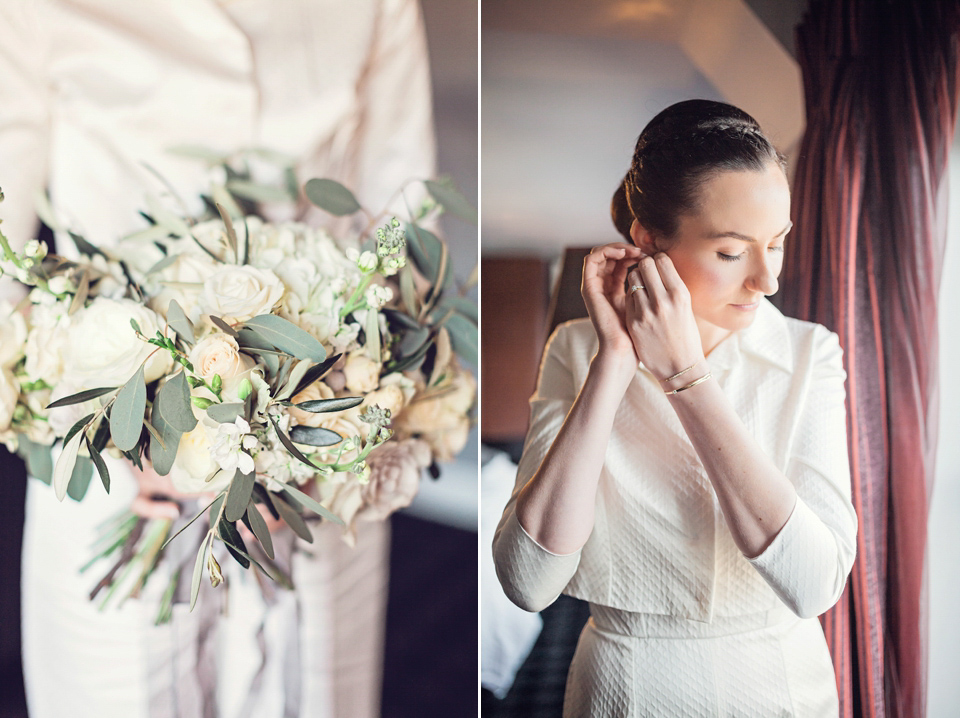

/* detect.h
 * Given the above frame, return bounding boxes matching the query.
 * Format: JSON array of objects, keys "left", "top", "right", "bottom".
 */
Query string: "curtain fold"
[{"left": 777, "top": 1, "right": 960, "bottom": 716}]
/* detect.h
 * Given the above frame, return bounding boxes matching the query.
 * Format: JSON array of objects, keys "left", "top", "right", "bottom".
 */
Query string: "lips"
[{"left": 730, "top": 302, "right": 760, "bottom": 310}]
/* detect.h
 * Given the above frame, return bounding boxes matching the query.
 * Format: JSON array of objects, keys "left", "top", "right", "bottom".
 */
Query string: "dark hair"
[{"left": 614, "top": 99, "right": 786, "bottom": 241}]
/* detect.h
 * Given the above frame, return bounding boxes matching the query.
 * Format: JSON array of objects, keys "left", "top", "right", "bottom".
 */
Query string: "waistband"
[{"left": 589, "top": 602, "right": 801, "bottom": 639}]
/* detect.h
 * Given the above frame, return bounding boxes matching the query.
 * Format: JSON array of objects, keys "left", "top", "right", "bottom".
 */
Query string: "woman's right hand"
[{"left": 581, "top": 242, "right": 645, "bottom": 384}]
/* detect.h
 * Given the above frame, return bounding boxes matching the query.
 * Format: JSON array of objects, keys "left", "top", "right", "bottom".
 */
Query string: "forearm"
[
  {"left": 515, "top": 351, "right": 629, "bottom": 554},
  {"left": 667, "top": 369, "right": 797, "bottom": 558}
]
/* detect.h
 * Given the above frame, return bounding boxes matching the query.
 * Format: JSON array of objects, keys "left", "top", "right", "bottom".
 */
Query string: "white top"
[
  {"left": 493, "top": 299, "right": 858, "bottom": 622},
  {"left": 0, "top": 0, "right": 434, "bottom": 291}
]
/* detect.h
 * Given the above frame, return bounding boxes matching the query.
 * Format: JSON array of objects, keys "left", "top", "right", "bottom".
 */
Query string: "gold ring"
[{"left": 628, "top": 284, "right": 645, "bottom": 295}]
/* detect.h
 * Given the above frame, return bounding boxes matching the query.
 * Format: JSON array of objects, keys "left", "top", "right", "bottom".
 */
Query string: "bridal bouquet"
[{"left": 0, "top": 163, "right": 476, "bottom": 617}]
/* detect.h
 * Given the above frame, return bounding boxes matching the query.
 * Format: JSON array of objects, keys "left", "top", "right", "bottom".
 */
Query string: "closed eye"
[{"left": 718, "top": 252, "right": 743, "bottom": 262}]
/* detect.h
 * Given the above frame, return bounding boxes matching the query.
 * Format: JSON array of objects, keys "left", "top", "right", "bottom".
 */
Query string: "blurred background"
[
  {"left": 480, "top": 1, "right": 960, "bottom": 716},
  {"left": 0, "top": 1, "right": 477, "bottom": 717}
]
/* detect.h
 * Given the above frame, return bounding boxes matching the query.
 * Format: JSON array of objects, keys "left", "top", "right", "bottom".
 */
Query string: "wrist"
[{"left": 662, "top": 362, "right": 713, "bottom": 395}]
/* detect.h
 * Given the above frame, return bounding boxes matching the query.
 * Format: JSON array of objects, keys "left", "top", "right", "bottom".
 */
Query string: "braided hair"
[{"left": 612, "top": 100, "right": 786, "bottom": 242}]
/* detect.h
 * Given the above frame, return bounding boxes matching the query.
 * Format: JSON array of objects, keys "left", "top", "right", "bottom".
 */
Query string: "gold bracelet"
[
  {"left": 660, "top": 359, "right": 700, "bottom": 383},
  {"left": 664, "top": 371, "right": 712, "bottom": 395}
]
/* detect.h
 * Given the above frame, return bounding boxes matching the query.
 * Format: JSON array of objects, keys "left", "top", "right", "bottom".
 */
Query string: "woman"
[{"left": 493, "top": 99, "right": 858, "bottom": 716}]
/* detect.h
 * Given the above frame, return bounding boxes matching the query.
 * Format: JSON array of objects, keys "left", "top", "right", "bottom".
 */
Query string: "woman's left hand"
[{"left": 624, "top": 253, "right": 704, "bottom": 380}]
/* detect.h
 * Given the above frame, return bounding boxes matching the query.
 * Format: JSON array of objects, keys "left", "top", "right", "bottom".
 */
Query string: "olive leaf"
[
  {"left": 424, "top": 179, "right": 477, "bottom": 225},
  {"left": 304, "top": 178, "right": 362, "bottom": 216},
  {"left": 110, "top": 366, "right": 147, "bottom": 452},
  {"left": 166, "top": 299, "right": 195, "bottom": 344},
  {"left": 225, "top": 469, "right": 255, "bottom": 523},
  {"left": 242, "top": 315, "right": 326, "bottom": 362},
  {"left": 54, "top": 429, "right": 85, "bottom": 501},
  {"left": 242, "top": 502, "right": 275, "bottom": 560},
  {"left": 47, "top": 386, "right": 116, "bottom": 409},
  {"left": 291, "top": 397, "right": 363, "bottom": 413},
  {"left": 279, "top": 482, "right": 345, "bottom": 526}
]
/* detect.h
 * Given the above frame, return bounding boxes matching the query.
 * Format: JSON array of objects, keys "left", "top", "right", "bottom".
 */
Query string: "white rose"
[
  {"left": 199, "top": 265, "right": 285, "bottom": 323},
  {"left": 0, "top": 369, "right": 19, "bottom": 432},
  {"left": 149, "top": 252, "right": 219, "bottom": 322},
  {"left": 188, "top": 333, "right": 252, "bottom": 380},
  {"left": 168, "top": 419, "right": 231, "bottom": 493},
  {"left": 63, "top": 298, "right": 173, "bottom": 388},
  {"left": 0, "top": 303, "right": 26, "bottom": 369},
  {"left": 343, "top": 352, "right": 380, "bottom": 393},
  {"left": 23, "top": 301, "right": 70, "bottom": 384},
  {"left": 394, "top": 369, "right": 475, "bottom": 460},
  {"left": 358, "top": 438, "right": 430, "bottom": 521}
]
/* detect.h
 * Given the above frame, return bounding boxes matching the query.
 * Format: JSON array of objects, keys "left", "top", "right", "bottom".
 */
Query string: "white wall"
[{"left": 927, "top": 118, "right": 960, "bottom": 717}]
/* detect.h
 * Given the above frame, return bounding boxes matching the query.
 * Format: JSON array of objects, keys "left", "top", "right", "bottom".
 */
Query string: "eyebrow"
[{"left": 707, "top": 221, "right": 793, "bottom": 243}]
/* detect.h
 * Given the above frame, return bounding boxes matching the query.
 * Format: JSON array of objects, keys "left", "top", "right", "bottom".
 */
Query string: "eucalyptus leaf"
[
  {"left": 86, "top": 438, "right": 110, "bottom": 493},
  {"left": 226, "top": 180, "right": 291, "bottom": 203},
  {"left": 270, "top": 417, "right": 319, "bottom": 471},
  {"left": 215, "top": 203, "right": 239, "bottom": 261},
  {"left": 275, "top": 359, "right": 312, "bottom": 402},
  {"left": 121, "top": 224, "right": 174, "bottom": 244},
  {"left": 242, "top": 315, "right": 326, "bottom": 362},
  {"left": 443, "top": 312, "right": 478, "bottom": 366},
  {"left": 279, "top": 482, "right": 345, "bottom": 526},
  {"left": 225, "top": 469, "right": 255, "bottom": 523},
  {"left": 66, "top": 455, "right": 94, "bottom": 502},
  {"left": 217, "top": 518, "right": 250, "bottom": 569},
  {"left": 142, "top": 419, "right": 167, "bottom": 449},
  {"left": 68, "top": 270, "right": 90, "bottom": 316},
  {"left": 289, "top": 425, "right": 343, "bottom": 447},
  {"left": 63, "top": 413, "right": 95, "bottom": 448},
  {"left": 147, "top": 253, "right": 180, "bottom": 275},
  {"left": 158, "top": 371, "right": 198, "bottom": 433},
  {"left": 47, "top": 386, "right": 116, "bottom": 409},
  {"left": 291, "top": 353, "right": 341, "bottom": 397},
  {"left": 211, "top": 184, "right": 244, "bottom": 223},
  {"left": 54, "top": 430, "right": 84, "bottom": 501},
  {"left": 441, "top": 295, "right": 478, "bottom": 325},
  {"left": 190, "top": 537, "right": 208, "bottom": 611},
  {"left": 206, "top": 402, "right": 244, "bottom": 424},
  {"left": 19, "top": 437, "right": 53, "bottom": 484},
  {"left": 404, "top": 223, "right": 439, "bottom": 278},
  {"left": 149, "top": 388, "right": 183, "bottom": 477},
  {"left": 110, "top": 367, "right": 146, "bottom": 452},
  {"left": 304, "top": 178, "right": 362, "bottom": 216},
  {"left": 166, "top": 299, "right": 195, "bottom": 344},
  {"left": 247, "top": 147, "right": 297, "bottom": 166},
  {"left": 209, "top": 315, "right": 238, "bottom": 338},
  {"left": 70, "top": 231, "right": 105, "bottom": 258},
  {"left": 424, "top": 179, "right": 477, "bottom": 225},
  {"left": 292, "top": 397, "right": 363, "bottom": 414},
  {"left": 242, "top": 502, "right": 275, "bottom": 559},
  {"left": 399, "top": 264, "right": 419, "bottom": 316},
  {"left": 268, "top": 492, "right": 313, "bottom": 541}
]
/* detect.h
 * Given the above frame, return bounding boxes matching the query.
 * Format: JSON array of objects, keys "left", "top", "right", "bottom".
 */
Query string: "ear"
[{"left": 629, "top": 219, "right": 657, "bottom": 256}]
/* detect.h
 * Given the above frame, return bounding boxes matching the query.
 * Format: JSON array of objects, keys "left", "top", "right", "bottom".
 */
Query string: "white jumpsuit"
[{"left": 493, "top": 303, "right": 858, "bottom": 717}]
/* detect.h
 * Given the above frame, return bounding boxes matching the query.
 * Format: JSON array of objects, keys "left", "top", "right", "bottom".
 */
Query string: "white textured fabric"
[
  {"left": 492, "top": 299, "right": 858, "bottom": 716},
  {"left": 1, "top": 1, "right": 435, "bottom": 716}
]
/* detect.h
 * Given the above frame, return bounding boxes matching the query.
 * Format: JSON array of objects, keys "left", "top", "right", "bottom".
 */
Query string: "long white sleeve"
[
  {"left": 748, "top": 327, "right": 858, "bottom": 618},
  {"left": 492, "top": 325, "right": 583, "bottom": 613},
  {"left": 0, "top": 0, "right": 51, "bottom": 304}
]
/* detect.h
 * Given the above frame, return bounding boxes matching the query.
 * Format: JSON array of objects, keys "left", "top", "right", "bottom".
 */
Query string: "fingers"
[
  {"left": 131, "top": 494, "right": 180, "bottom": 520},
  {"left": 652, "top": 252, "right": 687, "bottom": 296}
]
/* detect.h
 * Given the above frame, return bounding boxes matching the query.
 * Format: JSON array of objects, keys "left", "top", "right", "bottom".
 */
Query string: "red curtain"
[{"left": 777, "top": 1, "right": 960, "bottom": 716}]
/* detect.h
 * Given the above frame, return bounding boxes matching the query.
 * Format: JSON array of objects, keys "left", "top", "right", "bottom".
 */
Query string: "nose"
[{"left": 746, "top": 255, "right": 779, "bottom": 296}]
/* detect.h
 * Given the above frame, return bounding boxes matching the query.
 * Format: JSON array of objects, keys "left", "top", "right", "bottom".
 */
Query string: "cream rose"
[
  {"left": 316, "top": 475, "right": 365, "bottom": 546},
  {"left": 343, "top": 352, "right": 380, "bottom": 393},
  {"left": 63, "top": 298, "right": 173, "bottom": 388},
  {"left": 188, "top": 333, "right": 252, "bottom": 380},
  {"left": 358, "top": 438, "right": 430, "bottom": 521},
  {"left": 199, "top": 265, "right": 285, "bottom": 323},
  {"left": 394, "top": 369, "right": 476, "bottom": 461},
  {"left": 361, "top": 384, "right": 405, "bottom": 419},
  {"left": 289, "top": 381, "right": 336, "bottom": 428},
  {"left": 0, "top": 369, "right": 19, "bottom": 432},
  {"left": 23, "top": 302, "right": 70, "bottom": 384},
  {"left": 168, "top": 419, "right": 231, "bottom": 494},
  {"left": 0, "top": 303, "right": 26, "bottom": 370}
]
